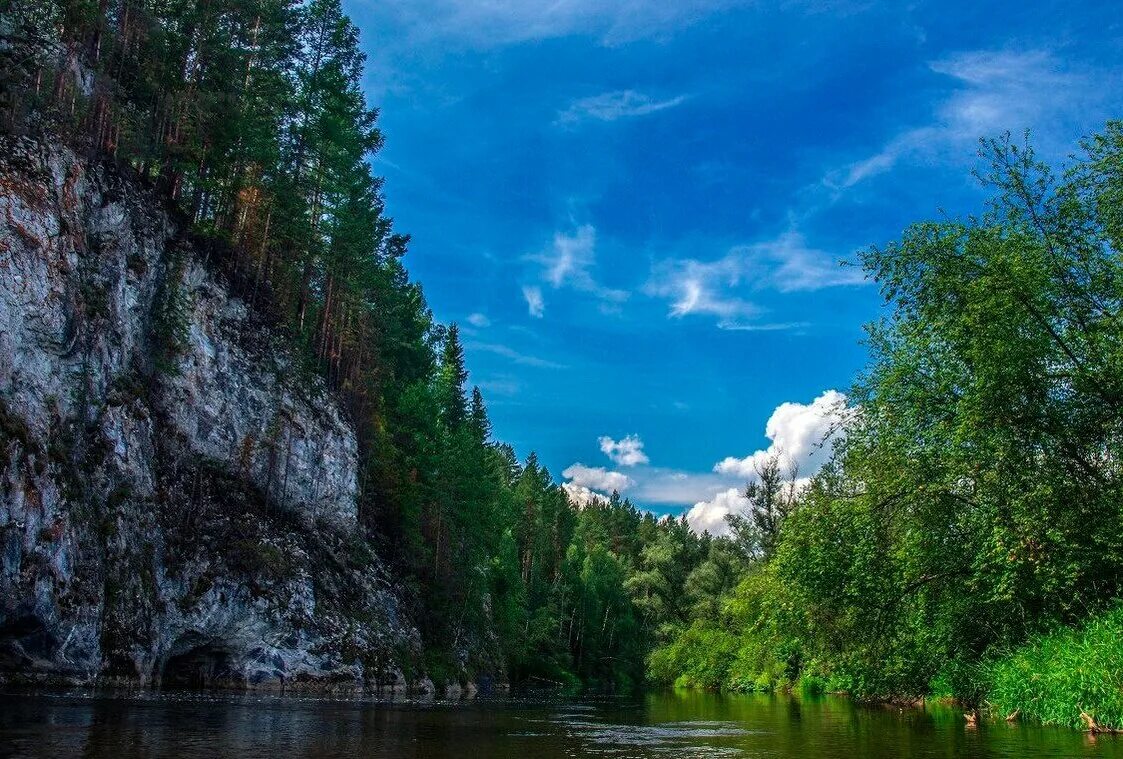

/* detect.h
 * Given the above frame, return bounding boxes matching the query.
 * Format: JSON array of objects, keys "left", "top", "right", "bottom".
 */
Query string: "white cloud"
[
  {"left": 522, "top": 285, "right": 545, "bottom": 318},
  {"left": 477, "top": 376, "right": 520, "bottom": 396},
  {"left": 371, "top": 0, "right": 750, "bottom": 48},
  {"left": 466, "top": 312, "right": 491, "bottom": 328},
  {"left": 645, "top": 230, "right": 864, "bottom": 325},
  {"left": 647, "top": 252, "right": 756, "bottom": 320},
  {"left": 532, "top": 225, "right": 628, "bottom": 305},
  {"left": 830, "top": 49, "right": 1093, "bottom": 188},
  {"left": 563, "top": 463, "right": 634, "bottom": 493},
  {"left": 369, "top": 0, "right": 872, "bottom": 49},
  {"left": 465, "top": 340, "right": 564, "bottom": 369},
  {"left": 557, "top": 90, "right": 688, "bottom": 124},
  {"left": 685, "top": 487, "right": 750, "bottom": 536},
  {"left": 686, "top": 478, "right": 814, "bottom": 535},
  {"left": 714, "top": 389, "right": 849, "bottom": 479},
  {"left": 562, "top": 482, "right": 611, "bottom": 507},
  {"left": 631, "top": 468, "right": 732, "bottom": 505},
  {"left": 758, "top": 232, "right": 866, "bottom": 293},
  {"left": 598, "top": 434, "right": 650, "bottom": 467},
  {"left": 544, "top": 225, "right": 595, "bottom": 288}
]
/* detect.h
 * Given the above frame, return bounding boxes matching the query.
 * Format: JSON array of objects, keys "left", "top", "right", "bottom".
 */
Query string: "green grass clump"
[{"left": 982, "top": 604, "right": 1123, "bottom": 730}]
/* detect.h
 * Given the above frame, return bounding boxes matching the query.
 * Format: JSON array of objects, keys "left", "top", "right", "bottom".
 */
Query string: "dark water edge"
[{"left": 0, "top": 687, "right": 1119, "bottom": 758}]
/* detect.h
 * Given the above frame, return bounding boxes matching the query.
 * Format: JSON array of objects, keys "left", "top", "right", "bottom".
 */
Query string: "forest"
[
  {"left": 649, "top": 127, "right": 1123, "bottom": 730},
  {"left": 0, "top": 0, "right": 705, "bottom": 690},
  {"left": 4, "top": 0, "right": 1123, "bottom": 730}
]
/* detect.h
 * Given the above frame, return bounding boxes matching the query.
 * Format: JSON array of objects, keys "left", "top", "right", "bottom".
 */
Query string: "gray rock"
[{"left": 0, "top": 135, "right": 419, "bottom": 690}]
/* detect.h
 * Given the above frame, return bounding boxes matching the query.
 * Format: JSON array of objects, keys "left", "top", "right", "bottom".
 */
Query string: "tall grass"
[{"left": 982, "top": 604, "right": 1123, "bottom": 730}]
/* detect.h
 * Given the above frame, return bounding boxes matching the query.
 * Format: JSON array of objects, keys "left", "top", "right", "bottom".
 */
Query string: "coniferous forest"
[
  {"left": 0, "top": 0, "right": 699, "bottom": 691},
  {"left": 4, "top": 0, "right": 1123, "bottom": 734}
]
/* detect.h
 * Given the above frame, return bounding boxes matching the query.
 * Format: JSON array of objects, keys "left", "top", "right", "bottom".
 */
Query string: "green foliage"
[
  {"left": 982, "top": 604, "right": 1123, "bottom": 730},
  {"left": 650, "top": 124, "right": 1123, "bottom": 728},
  {"left": 13, "top": 0, "right": 1123, "bottom": 713},
  {"left": 647, "top": 620, "right": 739, "bottom": 689},
  {"left": 0, "top": 0, "right": 707, "bottom": 692}
]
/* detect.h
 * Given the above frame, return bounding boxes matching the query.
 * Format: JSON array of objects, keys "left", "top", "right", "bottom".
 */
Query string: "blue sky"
[{"left": 344, "top": 0, "right": 1122, "bottom": 526}]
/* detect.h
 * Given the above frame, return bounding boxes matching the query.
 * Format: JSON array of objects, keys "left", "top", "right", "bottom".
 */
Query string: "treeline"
[
  {"left": 650, "top": 125, "right": 1123, "bottom": 728},
  {"left": 0, "top": 0, "right": 704, "bottom": 687}
]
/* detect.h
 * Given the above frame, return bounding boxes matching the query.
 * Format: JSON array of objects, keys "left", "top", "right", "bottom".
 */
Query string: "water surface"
[{"left": 0, "top": 688, "right": 1118, "bottom": 758}]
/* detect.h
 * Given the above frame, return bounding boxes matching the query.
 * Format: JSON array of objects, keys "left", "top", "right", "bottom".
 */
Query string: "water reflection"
[{"left": 0, "top": 688, "right": 1117, "bottom": 758}]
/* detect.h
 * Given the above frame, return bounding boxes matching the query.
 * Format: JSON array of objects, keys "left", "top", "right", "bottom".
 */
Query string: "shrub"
[{"left": 981, "top": 604, "right": 1123, "bottom": 730}]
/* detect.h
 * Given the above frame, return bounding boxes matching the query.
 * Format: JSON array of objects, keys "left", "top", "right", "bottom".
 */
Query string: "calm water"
[{"left": 0, "top": 688, "right": 1119, "bottom": 758}]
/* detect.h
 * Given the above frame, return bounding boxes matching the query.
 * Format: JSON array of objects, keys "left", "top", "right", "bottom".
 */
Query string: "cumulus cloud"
[
  {"left": 522, "top": 285, "right": 545, "bottom": 318},
  {"left": 466, "top": 312, "right": 491, "bottom": 328},
  {"left": 562, "top": 482, "right": 611, "bottom": 507},
  {"left": 645, "top": 231, "right": 865, "bottom": 325},
  {"left": 563, "top": 463, "right": 634, "bottom": 492},
  {"left": 713, "top": 389, "right": 849, "bottom": 479},
  {"left": 598, "top": 434, "right": 650, "bottom": 467},
  {"left": 557, "top": 90, "right": 688, "bottom": 124},
  {"left": 685, "top": 487, "right": 750, "bottom": 536}
]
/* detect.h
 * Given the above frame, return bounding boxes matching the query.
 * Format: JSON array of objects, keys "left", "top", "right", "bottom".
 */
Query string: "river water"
[{"left": 0, "top": 688, "right": 1119, "bottom": 758}]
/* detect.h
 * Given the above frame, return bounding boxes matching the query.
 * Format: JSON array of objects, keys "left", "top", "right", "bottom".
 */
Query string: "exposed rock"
[{"left": 0, "top": 134, "right": 419, "bottom": 689}]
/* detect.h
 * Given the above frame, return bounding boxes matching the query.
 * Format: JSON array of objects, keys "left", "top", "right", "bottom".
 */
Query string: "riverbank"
[
  {"left": 652, "top": 602, "right": 1123, "bottom": 735},
  {"left": 978, "top": 604, "right": 1123, "bottom": 732}
]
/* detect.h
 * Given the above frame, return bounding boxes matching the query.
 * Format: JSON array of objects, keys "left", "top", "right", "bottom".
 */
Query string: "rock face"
[{"left": 0, "top": 135, "right": 418, "bottom": 689}]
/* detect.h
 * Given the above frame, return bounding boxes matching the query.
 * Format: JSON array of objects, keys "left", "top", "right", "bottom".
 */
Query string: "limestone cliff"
[{"left": 0, "top": 134, "right": 419, "bottom": 689}]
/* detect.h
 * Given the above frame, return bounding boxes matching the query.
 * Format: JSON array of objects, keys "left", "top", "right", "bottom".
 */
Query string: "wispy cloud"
[
  {"left": 368, "top": 0, "right": 875, "bottom": 50},
  {"left": 557, "top": 90, "right": 688, "bottom": 124},
  {"left": 717, "top": 320, "right": 811, "bottom": 332},
  {"left": 827, "top": 49, "right": 1096, "bottom": 189},
  {"left": 466, "top": 312, "right": 491, "bottom": 328},
  {"left": 645, "top": 230, "right": 865, "bottom": 326},
  {"left": 370, "top": 0, "right": 749, "bottom": 48},
  {"left": 522, "top": 285, "right": 545, "bottom": 318},
  {"left": 526, "top": 225, "right": 628, "bottom": 316},
  {"left": 465, "top": 341, "right": 565, "bottom": 369},
  {"left": 647, "top": 253, "right": 758, "bottom": 321},
  {"left": 477, "top": 375, "right": 521, "bottom": 396}
]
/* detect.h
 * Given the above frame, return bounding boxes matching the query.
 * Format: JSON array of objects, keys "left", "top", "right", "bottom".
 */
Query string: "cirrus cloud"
[
  {"left": 557, "top": 90, "right": 688, "bottom": 124},
  {"left": 645, "top": 231, "right": 866, "bottom": 328},
  {"left": 522, "top": 285, "right": 545, "bottom": 318}
]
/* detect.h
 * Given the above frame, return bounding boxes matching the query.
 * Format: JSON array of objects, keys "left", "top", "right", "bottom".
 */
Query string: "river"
[{"left": 0, "top": 688, "right": 1118, "bottom": 757}]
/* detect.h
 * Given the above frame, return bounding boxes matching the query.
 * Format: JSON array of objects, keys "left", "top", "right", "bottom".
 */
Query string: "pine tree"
[
  {"left": 469, "top": 386, "right": 491, "bottom": 444},
  {"left": 437, "top": 324, "right": 468, "bottom": 430}
]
